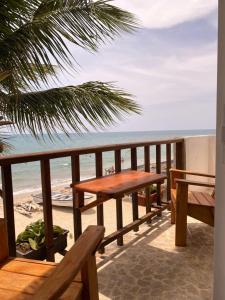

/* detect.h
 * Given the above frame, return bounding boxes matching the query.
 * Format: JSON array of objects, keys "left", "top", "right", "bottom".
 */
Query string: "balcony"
[{"left": 0, "top": 135, "right": 214, "bottom": 299}]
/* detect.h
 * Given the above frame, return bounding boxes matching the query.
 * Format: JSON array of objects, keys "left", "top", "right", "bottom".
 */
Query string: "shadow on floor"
[{"left": 97, "top": 214, "right": 213, "bottom": 300}]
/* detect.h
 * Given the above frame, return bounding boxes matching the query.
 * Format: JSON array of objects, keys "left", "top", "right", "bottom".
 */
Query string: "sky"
[{"left": 58, "top": 0, "right": 218, "bottom": 132}]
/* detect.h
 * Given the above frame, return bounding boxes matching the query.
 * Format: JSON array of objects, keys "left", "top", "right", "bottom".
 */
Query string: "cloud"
[
  {"left": 55, "top": 7, "right": 217, "bottom": 131},
  {"left": 114, "top": 0, "right": 217, "bottom": 28}
]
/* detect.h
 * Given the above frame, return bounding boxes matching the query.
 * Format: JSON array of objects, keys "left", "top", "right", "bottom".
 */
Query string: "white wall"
[
  {"left": 174, "top": 135, "right": 216, "bottom": 192},
  {"left": 185, "top": 135, "right": 216, "bottom": 175}
]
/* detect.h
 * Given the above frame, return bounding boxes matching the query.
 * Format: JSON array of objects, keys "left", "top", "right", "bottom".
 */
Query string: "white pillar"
[{"left": 214, "top": 0, "right": 225, "bottom": 299}]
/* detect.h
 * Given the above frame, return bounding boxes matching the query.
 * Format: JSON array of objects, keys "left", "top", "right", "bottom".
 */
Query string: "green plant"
[
  {"left": 16, "top": 219, "right": 65, "bottom": 251},
  {"left": 138, "top": 185, "right": 157, "bottom": 196},
  {"left": 0, "top": 0, "right": 141, "bottom": 150}
]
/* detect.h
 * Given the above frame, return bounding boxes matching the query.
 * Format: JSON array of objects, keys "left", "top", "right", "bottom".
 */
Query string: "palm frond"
[
  {"left": 0, "top": 0, "right": 138, "bottom": 93},
  {"left": 2, "top": 81, "right": 141, "bottom": 137},
  {"left": 0, "top": 133, "right": 13, "bottom": 153}
]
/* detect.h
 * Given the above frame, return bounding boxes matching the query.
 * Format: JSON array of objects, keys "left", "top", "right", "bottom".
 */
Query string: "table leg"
[
  {"left": 145, "top": 187, "right": 151, "bottom": 224},
  {"left": 132, "top": 192, "right": 139, "bottom": 232},
  {"left": 116, "top": 197, "right": 123, "bottom": 246},
  {"left": 97, "top": 197, "right": 105, "bottom": 253},
  {"left": 73, "top": 191, "right": 84, "bottom": 241}
]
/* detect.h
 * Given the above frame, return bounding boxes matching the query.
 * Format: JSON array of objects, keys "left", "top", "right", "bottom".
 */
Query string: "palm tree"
[{"left": 0, "top": 0, "right": 141, "bottom": 150}]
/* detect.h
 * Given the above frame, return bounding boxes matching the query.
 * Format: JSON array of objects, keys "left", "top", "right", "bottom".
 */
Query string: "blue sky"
[{"left": 58, "top": 1, "right": 218, "bottom": 132}]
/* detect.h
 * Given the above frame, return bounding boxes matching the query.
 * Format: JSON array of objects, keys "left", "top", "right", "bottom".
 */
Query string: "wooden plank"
[
  {"left": 1, "top": 165, "right": 16, "bottom": 257},
  {"left": 95, "top": 152, "right": 104, "bottom": 253},
  {"left": 0, "top": 219, "right": 9, "bottom": 261},
  {"left": 175, "top": 141, "right": 185, "bottom": 170},
  {"left": 72, "top": 171, "right": 166, "bottom": 197},
  {"left": 71, "top": 155, "right": 83, "bottom": 241},
  {"left": 144, "top": 146, "right": 151, "bottom": 222},
  {"left": 100, "top": 203, "right": 169, "bottom": 248},
  {"left": 115, "top": 149, "right": 121, "bottom": 173},
  {"left": 175, "top": 182, "right": 188, "bottom": 246},
  {"left": 33, "top": 226, "right": 104, "bottom": 300},
  {"left": 40, "top": 159, "right": 54, "bottom": 262},
  {"left": 116, "top": 197, "right": 123, "bottom": 246},
  {"left": 0, "top": 138, "right": 185, "bottom": 166},
  {"left": 156, "top": 145, "right": 162, "bottom": 207},
  {"left": 166, "top": 143, "right": 172, "bottom": 201},
  {"left": 0, "top": 270, "right": 82, "bottom": 299},
  {"left": 74, "top": 192, "right": 84, "bottom": 241},
  {"left": 131, "top": 148, "right": 138, "bottom": 231},
  {"left": 81, "top": 256, "right": 99, "bottom": 300},
  {"left": 115, "top": 149, "right": 123, "bottom": 245},
  {"left": 144, "top": 146, "right": 150, "bottom": 172}
]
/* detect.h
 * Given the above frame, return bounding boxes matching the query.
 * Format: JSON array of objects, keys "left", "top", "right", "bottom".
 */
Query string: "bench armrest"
[
  {"left": 33, "top": 225, "right": 105, "bottom": 300},
  {"left": 175, "top": 178, "right": 215, "bottom": 188},
  {"left": 170, "top": 168, "right": 215, "bottom": 178}
]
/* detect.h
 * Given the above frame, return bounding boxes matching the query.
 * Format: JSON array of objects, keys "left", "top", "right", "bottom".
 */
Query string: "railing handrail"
[{"left": 0, "top": 137, "right": 184, "bottom": 165}]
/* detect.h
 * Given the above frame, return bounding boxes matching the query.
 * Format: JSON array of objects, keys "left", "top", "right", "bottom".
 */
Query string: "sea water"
[{"left": 1, "top": 129, "right": 215, "bottom": 195}]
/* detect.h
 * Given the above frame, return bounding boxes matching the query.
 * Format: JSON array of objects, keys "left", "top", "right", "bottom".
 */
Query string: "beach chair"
[
  {"left": 170, "top": 169, "right": 215, "bottom": 246},
  {"left": 0, "top": 218, "right": 104, "bottom": 299}
]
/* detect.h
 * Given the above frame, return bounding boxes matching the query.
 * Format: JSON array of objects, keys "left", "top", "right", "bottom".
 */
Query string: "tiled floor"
[{"left": 97, "top": 211, "right": 214, "bottom": 300}]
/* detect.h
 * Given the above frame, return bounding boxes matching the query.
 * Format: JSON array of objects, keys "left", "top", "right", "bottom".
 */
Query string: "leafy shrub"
[{"left": 16, "top": 219, "right": 65, "bottom": 251}]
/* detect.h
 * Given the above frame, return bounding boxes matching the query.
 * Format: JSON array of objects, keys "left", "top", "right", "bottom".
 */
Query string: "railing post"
[
  {"left": 156, "top": 145, "right": 162, "bottom": 207},
  {"left": 131, "top": 147, "right": 139, "bottom": 231},
  {"left": 175, "top": 141, "right": 185, "bottom": 170},
  {"left": 71, "top": 154, "right": 83, "bottom": 241},
  {"left": 1, "top": 165, "right": 16, "bottom": 257},
  {"left": 115, "top": 149, "right": 123, "bottom": 246},
  {"left": 95, "top": 152, "right": 104, "bottom": 253},
  {"left": 144, "top": 146, "right": 151, "bottom": 223},
  {"left": 40, "top": 159, "right": 54, "bottom": 262},
  {"left": 166, "top": 143, "right": 172, "bottom": 202}
]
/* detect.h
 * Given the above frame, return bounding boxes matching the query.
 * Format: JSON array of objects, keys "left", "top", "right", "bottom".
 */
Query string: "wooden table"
[{"left": 71, "top": 170, "right": 166, "bottom": 251}]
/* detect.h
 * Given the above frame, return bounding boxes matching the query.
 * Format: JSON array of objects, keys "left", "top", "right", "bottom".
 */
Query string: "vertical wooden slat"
[
  {"left": 144, "top": 146, "right": 150, "bottom": 172},
  {"left": 175, "top": 141, "right": 185, "bottom": 170},
  {"left": 166, "top": 143, "right": 172, "bottom": 202},
  {"left": 156, "top": 145, "right": 162, "bottom": 207},
  {"left": 115, "top": 150, "right": 123, "bottom": 245},
  {"left": 115, "top": 150, "right": 121, "bottom": 173},
  {"left": 144, "top": 146, "right": 151, "bottom": 222},
  {"left": 1, "top": 165, "right": 16, "bottom": 257},
  {"left": 71, "top": 154, "right": 83, "bottom": 241},
  {"left": 40, "top": 159, "right": 54, "bottom": 262},
  {"left": 95, "top": 152, "right": 104, "bottom": 253},
  {"left": 131, "top": 148, "right": 139, "bottom": 231}
]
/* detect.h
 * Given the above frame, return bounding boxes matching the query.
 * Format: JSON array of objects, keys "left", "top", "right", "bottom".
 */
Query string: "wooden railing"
[{"left": 0, "top": 138, "right": 185, "bottom": 261}]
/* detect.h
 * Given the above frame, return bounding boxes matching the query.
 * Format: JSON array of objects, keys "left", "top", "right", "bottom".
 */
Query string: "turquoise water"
[{"left": 1, "top": 129, "right": 215, "bottom": 195}]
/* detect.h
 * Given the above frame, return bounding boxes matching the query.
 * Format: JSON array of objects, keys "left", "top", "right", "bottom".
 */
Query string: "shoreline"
[{"left": 11, "top": 160, "right": 171, "bottom": 204}]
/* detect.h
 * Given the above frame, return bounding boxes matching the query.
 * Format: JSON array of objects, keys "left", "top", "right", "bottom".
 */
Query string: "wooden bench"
[
  {"left": 170, "top": 169, "right": 215, "bottom": 246},
  {"left": 0, "top": 218, "right": 104, "bottom": 299}
]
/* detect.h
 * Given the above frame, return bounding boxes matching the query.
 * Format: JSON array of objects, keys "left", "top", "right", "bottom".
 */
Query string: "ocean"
[{"left": 1, "top": 129, "right": 215, "bottom": 195}]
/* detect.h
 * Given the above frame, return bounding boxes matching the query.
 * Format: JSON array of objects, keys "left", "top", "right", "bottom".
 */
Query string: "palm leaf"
[
  {"left": 0, "top": 0, "right": 138, "bottom": 93},
  {"left": 2, "top": 81, "right": 141, "bottom": 137}
]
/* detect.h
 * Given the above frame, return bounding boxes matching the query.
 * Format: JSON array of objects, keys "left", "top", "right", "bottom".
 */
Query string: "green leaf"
[
  {"left": 2, "top": 81, "right": 141, "bottom": 138},
  {"left": 28, "top": 238, "right": 38, "bottom": 250},
  {"left": 0, "top": 0, "right": 141, "bottom": 143}
]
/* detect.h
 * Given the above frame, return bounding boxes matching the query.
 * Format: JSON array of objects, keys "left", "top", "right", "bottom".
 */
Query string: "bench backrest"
[{"left": 0, "top": 218, "right": 9, "bottom": 261}]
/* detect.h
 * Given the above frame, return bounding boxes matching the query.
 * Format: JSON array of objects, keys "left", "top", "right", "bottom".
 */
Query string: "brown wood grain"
[
  {"left": 0, "top": 219, "right": 9, "bottom": 261},
  {"left": 0, "top": 138, "right": 184, "bottom": 165},
  {"left": 33, "top": 225, "right": 104, "bottom": 300},
  {"left": 166, "top": 144, "right": 171, "bottom": 201},
  {"left": 72, "top": 171, "right": 166, "bottom": 198},
  {"left": 1, "top": 165, "right": 16, "bottom": 257},
  {"left": 175, "top": 181, "right": 188, "bottom": 246},
  {"left": 41, "top": 159, "right": 54, "bottom": 262}
]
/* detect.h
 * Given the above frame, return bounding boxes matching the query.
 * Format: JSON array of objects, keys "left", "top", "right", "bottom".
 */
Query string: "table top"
[{"left": 71, "top": 170, "right": 166, "bottom": 198}]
